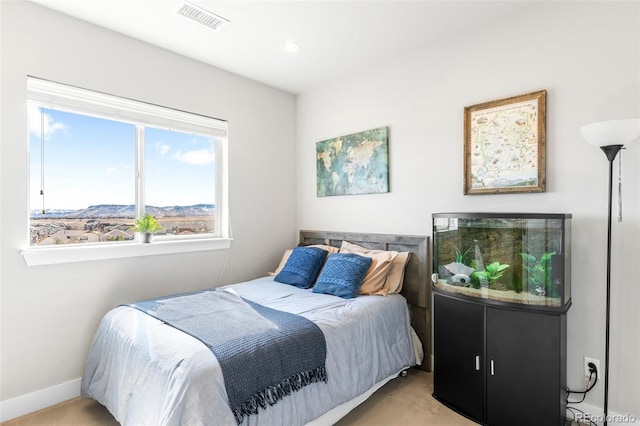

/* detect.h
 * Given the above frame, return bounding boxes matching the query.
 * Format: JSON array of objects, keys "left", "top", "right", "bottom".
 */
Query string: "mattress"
[{"left": 81, "top": 276, "right": 420, "bottom": 425}]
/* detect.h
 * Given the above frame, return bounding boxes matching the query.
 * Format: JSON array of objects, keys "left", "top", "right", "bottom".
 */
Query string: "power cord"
[
  {"left": 567, "top": 369, "right": 597, "bottom": 404},
  {"left": 565, "top": 363, "right": 598, "bottom": 425},
  {"left": 566, "top": 406, "right": 598, "bottom": 426},
  {"left": 567, "top": 362, "right": 598, "bottom": 404}
]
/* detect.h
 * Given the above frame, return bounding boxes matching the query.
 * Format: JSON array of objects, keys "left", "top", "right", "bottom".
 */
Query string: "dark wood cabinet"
[
  {"left": 433, "top": 291, "right": 567, "bottom": 426},
  {"left": 433, "top": 293, "right": 484, "bottom": 421}
]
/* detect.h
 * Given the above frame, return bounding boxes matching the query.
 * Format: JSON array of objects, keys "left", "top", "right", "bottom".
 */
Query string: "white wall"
[
  {"left": 0, "top": 0, "right": 297, "bottom": 414},
  {"left": 2, "top": 0, "right": 639, "bottom": 422},
  {"left": 297, "top": 1, "right": 640, "bottom": 418}
]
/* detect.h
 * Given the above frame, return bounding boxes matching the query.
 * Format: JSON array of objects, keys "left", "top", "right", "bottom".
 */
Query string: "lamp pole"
[
  {"left": 600, "top": 144, "right": 623, "bottom": 426},
  {"left": 581, "top": 118, "right": 640, "bottom": 425}
]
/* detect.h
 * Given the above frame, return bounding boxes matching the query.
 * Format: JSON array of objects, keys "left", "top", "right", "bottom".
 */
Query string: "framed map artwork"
[
  {"left": 316, "top": 126, "right": 389, "bottom": 197},
  {"left": 464, "top": 90, "right": 546, "bottom": 195}
]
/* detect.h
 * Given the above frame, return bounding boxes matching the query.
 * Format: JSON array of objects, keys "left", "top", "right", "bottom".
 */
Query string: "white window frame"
[{"left": 22, "top": 77, "right": 231, "bottom": 266}]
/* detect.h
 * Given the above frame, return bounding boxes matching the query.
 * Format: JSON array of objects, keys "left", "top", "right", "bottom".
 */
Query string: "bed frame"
[{"left": 299, "top": 230, "right": 431, "bottom": 371}]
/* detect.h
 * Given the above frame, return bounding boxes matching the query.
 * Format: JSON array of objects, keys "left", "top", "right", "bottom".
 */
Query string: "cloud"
[
  {"left": 28, "top": 105, "right": 66, "bottom": 139},
  {"left": 105, "top": 164, "right": 130, "bottom": 176},
  {"left": 173, "top": 148, "right": 215, "bottom": 165},
  {"left": 153, "top": 142, "right": 171, "bottom": 157}
]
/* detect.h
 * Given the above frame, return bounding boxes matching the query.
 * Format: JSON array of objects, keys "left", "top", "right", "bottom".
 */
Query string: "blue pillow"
[
  {"left": 274, "top": 246, "right": 328, "bottom": 288},
  {"left": 313, "top": 253, "right": 372, "bottom": 299}
]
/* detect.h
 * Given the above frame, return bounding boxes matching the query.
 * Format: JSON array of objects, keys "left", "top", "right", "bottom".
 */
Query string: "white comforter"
[{"left": 81, "top": 276, "right": 418, "bottom": 426}]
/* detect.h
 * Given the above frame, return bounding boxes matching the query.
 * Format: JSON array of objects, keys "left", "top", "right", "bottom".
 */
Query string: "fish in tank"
[{"left": 432, "top": 213, "right": 571, "bottom": 310}]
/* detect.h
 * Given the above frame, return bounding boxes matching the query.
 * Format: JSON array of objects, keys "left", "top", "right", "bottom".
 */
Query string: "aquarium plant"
[
  {"left": 455, "top": 247, "right": 471, "bottom": 265},
  {"left": 520, "top": 251, "right": 557, "bottom": 297},
  {"left": 469, "top": 261, "right": 510, "bottom": 289}
]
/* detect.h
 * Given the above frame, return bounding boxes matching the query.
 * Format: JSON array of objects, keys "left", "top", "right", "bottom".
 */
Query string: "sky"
[{"left": 28, "top": 105, "right": 217, "bottom": 210}]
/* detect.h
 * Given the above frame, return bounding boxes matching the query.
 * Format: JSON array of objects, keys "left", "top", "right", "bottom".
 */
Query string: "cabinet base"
[
  {"left": 432, "top": 393, "right": 570, "bottom": 426},
  {"left": 432, "top": 393, "right": 482, "bottom": 425}
]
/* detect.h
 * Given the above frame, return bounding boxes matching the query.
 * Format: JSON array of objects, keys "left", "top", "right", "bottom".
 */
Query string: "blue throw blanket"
[{"left": 126, "top": 288, "right": 328, "bottom": 423}]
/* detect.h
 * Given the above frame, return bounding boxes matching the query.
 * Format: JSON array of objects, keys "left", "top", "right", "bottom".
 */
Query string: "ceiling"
[{"left": 29, "top": 0, "right": 541, "bottom": 94}]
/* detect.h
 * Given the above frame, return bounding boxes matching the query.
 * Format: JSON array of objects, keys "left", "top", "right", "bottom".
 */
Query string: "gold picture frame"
[{"left": 464, "top": 90, "right": 546, "bottom": 195}]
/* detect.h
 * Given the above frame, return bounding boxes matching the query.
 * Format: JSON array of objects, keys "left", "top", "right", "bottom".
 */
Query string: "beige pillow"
[
  {"left": 270, "top": 244, "right": 339, "bottom": 275},
  {"left": 386, "top": 251, "right": 411, "bottom": 294},
  {"left": 269, "top": 248, "right": 293, "bottom": 276},
  {"left": 340, "top": 241, "right": 410, "bottom": 294},
  {"left": 340, "top": 248, "right": 396, "bottom": 295}
]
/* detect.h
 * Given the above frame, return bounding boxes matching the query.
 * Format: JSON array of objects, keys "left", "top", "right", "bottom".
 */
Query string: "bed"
[{"left": 81, "top": 230, "right": 431, "bottom": 426}]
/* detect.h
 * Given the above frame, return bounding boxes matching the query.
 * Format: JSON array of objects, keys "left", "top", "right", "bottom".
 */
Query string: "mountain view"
[
  {"left": 30, "top": 204, "right": 215, "bottom": 246},
  {"left": 30, "top": 204, "right": 214, "bottom": 219}
]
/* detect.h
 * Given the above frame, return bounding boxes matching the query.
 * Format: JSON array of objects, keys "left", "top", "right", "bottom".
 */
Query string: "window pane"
[
  {"left": 29, "top": 106, "right": 135, "bottom": 246},
  {"left": 144, "top": 127, "right": 216, "bottom": 236},
  {"left": 26, "top": 77, "right": 229, "bottom": 254}
]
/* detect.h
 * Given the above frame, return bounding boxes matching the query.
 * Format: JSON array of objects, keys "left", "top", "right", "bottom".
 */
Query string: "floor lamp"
[{"left": 580, "top": 118, "right": 640, "bottom": 425}]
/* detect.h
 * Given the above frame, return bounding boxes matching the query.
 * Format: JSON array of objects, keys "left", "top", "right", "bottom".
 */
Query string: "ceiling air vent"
[{"left": 175, "top": 1, "right": 230, "bottom": 31}]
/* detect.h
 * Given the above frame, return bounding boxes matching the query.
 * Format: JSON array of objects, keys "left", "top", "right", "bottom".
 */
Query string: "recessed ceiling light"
[{"left": 279, "top": 41, "right": 301, "bottom": 53}]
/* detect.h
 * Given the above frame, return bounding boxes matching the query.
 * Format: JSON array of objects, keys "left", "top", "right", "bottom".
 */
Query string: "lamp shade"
[{"left": 580, "top": 118, "right": 640, "bottom": 147}]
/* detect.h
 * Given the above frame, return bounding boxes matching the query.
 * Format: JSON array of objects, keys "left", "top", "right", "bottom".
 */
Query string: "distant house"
[
  {"left": 41, "top": 230, "right": 101, "bottom": 245},
  {"left": 47, "top": 230, "right": 81, "bottom": 244},
  {"left": 36, "top": 236, "right": 58, "bottom": 246},
  {"left": 101, "top": 229, "right": 135, "bottom": 241},
  {"left": 84, "top": 219, "right": 100, "bottom": 231},
  {"left": 77, "top": 231, "right": 101, "bottom": 243}
]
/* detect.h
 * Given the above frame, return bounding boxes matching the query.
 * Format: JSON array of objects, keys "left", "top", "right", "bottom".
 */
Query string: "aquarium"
[{"left": 432, "top": 213, "right": 571, "bottom": 311}]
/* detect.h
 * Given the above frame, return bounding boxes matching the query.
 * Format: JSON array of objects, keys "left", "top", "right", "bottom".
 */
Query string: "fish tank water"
[{"left": 432, "top": 213, "right": 571, "bottom": 311}]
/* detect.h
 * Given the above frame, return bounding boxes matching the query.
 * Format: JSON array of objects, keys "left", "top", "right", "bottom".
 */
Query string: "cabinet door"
[
  {"left": 433, "top": 294, "right": 485, "bottom": 422},
  {"left": 486, "top": 307, "right": 562, "bottom": 426}
]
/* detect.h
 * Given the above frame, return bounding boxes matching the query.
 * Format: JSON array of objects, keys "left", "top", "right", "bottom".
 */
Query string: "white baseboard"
[
  {"left": 0, "top": 378, "right": 81, "bottom": 422},
  {"left": 568, "top": 402, "right": 638, "bottom": 426}
]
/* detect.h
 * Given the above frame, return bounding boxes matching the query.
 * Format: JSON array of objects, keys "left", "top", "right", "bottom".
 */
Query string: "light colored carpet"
[
  {"left": 335, "top": 369, "right": 477, "bottom": 426},
  {"left": 2, "top": 369, "right": 476, "bottom": 426}
]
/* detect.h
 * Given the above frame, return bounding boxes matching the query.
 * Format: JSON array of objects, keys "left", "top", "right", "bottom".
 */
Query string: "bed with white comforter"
[{"left": 81, "top": 276, "right": 421, "bottom": 426}]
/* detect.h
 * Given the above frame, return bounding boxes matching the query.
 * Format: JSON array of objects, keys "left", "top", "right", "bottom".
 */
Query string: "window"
[{"left": 24, "top": 77, "right": 230, "bottom": 264}]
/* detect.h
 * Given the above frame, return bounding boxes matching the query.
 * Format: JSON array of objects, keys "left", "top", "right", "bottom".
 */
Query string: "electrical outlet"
[{"left": 584, "top": 357, "right": 600, "bottom": 379}]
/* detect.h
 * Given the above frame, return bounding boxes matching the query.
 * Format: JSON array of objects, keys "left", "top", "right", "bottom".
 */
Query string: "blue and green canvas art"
[{"left": 316, "top": 126, "right": 389, "bottom": 197}]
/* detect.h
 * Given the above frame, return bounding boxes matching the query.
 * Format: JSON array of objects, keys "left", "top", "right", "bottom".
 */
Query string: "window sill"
[{"left": 21, "top": 238, "right": 233, "bottom": 266}]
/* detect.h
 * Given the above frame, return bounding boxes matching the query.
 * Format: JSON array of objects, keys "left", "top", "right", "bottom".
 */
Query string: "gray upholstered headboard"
[{"left": 299, "top": 230, "right": 431, "bottom": 371}]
